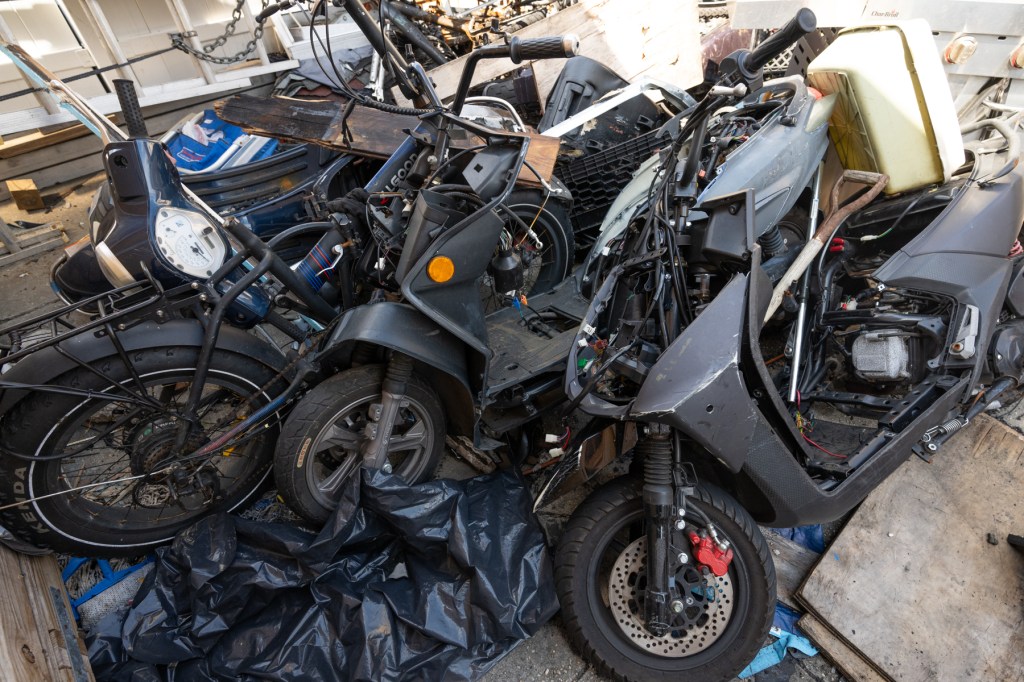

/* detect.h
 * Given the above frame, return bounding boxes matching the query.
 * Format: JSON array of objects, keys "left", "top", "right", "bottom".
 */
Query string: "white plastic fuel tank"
[{"left": 806, "top": 20, "right": 965, "bottom": 195}]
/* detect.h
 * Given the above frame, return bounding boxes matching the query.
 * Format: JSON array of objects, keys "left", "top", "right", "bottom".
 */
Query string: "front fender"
[{"left": 0, "top": 319, "right": 289, "bottom": 416}]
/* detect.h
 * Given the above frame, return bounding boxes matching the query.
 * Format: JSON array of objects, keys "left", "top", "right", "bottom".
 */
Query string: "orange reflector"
[{"left": 427, "top": 256, "right": 455, "bottom": 282}]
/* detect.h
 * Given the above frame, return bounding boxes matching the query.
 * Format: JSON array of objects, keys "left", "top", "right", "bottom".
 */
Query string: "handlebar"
[
  {"left": 452, "top": 34, "right": 578, "bottom": 114},
  {"left": 737, "top": 8, "right": 816, "bottom": 76},
  {"left": 256, "top": 1, "right": 293, "bottom": 23},
  {"left": 509, "top": 35, "right": 579, "bottom": 63}
]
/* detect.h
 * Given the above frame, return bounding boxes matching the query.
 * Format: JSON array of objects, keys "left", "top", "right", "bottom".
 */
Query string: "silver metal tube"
[{"left": 788, "top": 164, "right": 823, "bottom": 403}]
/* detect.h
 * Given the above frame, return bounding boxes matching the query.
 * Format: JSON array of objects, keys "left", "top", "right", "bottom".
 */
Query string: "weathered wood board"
[
  {"left": 798, "top": 414, "right": 1024, "bottom": 682},
  {"left": 409, "top": 0, "right": 703, "bottom": 105},
  {"left": 217, "top": 94, "right": 560, "bottom": 187},
  {"left": 0, "top": 545, "right": 94, "bottom": 681},
  {"left": 762, "top": 529, "right": 819, "bottom": 611},
  {"left": 797, "top": 613, "right": 890, "bottom": 682}
]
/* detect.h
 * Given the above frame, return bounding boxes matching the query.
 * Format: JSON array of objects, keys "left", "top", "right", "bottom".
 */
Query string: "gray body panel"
[
  {"left": 629, "top": 274, "right": 757, "bottom": 473},
  {"left": 874, "top": 164, "right": 1024, "bottom": 380}
]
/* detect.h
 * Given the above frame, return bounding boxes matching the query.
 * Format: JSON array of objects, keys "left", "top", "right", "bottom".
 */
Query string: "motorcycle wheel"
[
  {"left": 555, "top": 477, "right": 775, "bottom": 682},
  {"left": 273, "top": 365, "right": 445, "bottom": 523},
  {"left": 0, "top": 347, "right": 283, "bottom": 557}
]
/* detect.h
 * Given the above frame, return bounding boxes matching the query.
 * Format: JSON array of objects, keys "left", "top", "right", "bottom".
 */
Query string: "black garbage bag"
[{"left": 86, "top": 469, "right": 558, "bottom": 681}]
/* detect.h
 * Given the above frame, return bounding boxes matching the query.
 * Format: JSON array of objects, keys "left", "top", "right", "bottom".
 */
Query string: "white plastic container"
[{"left": 807, "top": 20, "right": 965, "bottom": 195}]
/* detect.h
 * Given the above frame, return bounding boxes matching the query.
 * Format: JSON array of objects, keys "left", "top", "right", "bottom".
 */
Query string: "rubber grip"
[
  {"left": 112, "top": 79, "right": 148, "bottom": 139},
  {"left": 509, "top": 35, "right": 579, "bottom": 64},
  {"left": 741, "top": 8, "right": 816, "bottom": 73},
  {"left": 256, "top": 3, "right": 281, "bottom": 22}
]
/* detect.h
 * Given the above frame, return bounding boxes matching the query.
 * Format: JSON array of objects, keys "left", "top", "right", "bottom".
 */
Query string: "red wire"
[{"left": 802, "top": 433, "right": 847, "bottom": 459}]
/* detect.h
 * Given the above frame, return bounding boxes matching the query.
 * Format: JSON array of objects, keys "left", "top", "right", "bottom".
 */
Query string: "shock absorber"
[
  {"left": 639, "top": 424, "right": 674, "bottom": 636},
  {"left": 364, "top": 352, "right": 416, "bottom": 470}
]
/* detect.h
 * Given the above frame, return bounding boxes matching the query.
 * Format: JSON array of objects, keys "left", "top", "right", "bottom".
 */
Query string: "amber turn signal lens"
[{"left": 427, "top": 256, "right": 455, "bottom": 282}]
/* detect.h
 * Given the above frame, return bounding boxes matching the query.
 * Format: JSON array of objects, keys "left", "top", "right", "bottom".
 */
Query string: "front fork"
[
  {"left": 640, "top": 424, "right": 714, "bottom": 636},
  {"left": 362, "top": 351, "right": 415, "bottom": 469}
]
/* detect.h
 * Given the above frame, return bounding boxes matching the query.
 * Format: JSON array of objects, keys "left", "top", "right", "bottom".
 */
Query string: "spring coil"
[
  {"left": 936, "top": 418, "right": 967, "bottom": 436},
  {"left": 757, "top": 225, "right": 787, "bottom": 258}
]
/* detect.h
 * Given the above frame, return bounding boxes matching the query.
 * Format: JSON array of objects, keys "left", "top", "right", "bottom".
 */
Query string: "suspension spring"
[{"left": 638, "top": 431, "right": 674, "bottom": 488}]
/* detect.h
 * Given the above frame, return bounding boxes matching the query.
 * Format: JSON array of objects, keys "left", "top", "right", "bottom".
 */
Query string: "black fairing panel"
[
  {"left": 630, "top": 274, "right": 757, "bottom": 472},
  {"left": 875, "top": 165, "right": 1024, "bottom": 262}
]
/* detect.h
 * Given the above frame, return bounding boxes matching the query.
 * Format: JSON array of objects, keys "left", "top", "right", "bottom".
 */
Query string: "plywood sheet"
[
  {"left": 762, "top": 529, "right": 820, "bottom": 611},
  {"left": 798, "top": 414, "right": 1024, "bottom": 682}
]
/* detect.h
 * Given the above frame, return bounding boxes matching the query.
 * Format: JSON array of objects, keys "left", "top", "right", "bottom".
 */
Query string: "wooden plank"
[
  {"left": 0, "top": 238, "right": 66, "bottom": 266},
  {"left": 216, "top": 94, "right": 559, "bottom": 186},
  {"left": 0, "top": 545, "right": 94, "bottom": 681},
  {"left": 409, "top": 0, "right": 703, "bottom": 105},
  {"left": 797, "top": 614, "right": 890, "bottom": 682},
  {"left": 6, "top": 178, "right": 44, "bottom": 211},
  {"left": 797, "top": 414, "right": 1024, "bottom": 682},
  {"left": 762, "top": 529, "right": 820, "bottom": 610},
  {"left": 216, "top": 94, "right": 419, "bottom": 159}
]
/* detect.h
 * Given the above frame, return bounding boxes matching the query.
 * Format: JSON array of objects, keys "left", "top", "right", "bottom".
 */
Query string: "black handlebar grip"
[
  {"left": 112, "top": 79, "right": 148, "bottom": 139},
  {"left": 508, "top": 35, "right": 579, "bottom": 64},
  {"left": 256, "top": 1, "right": 287, "bottom": 23},
  {"left": 741, "top": 8, "right": 816, "bottom": 74}
]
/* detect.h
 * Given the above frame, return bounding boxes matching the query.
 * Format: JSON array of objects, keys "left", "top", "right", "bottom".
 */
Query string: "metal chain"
[{"left": 171, "top": 0, "right": 273, "bottom": 65}]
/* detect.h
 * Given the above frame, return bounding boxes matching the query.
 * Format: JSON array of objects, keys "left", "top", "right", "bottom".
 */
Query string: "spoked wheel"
[
  {"left": 0, "top": 347, "right": 284, "bottom": 557},
  {"left": 555, "top": 477, "right": 775, "bottom": 682},
  {"left": 273, "top": 365, "right": 445, "bottom": 523},
  {"left": 480, "top": 190, "right": 574, "bottom": 313}
]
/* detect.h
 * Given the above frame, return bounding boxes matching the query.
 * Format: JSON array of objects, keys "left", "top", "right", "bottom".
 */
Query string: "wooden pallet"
[
  {"left": 0, "top": 217, "right": 67, "bottom": 267},
  {"left": 796, "top": 414, "right": 1024, "bottom": 681}
]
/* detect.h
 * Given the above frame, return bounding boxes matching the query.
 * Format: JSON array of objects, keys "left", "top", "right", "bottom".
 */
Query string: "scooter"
[
  {"left": 0, "top": 31, "right": 580, "bottom": 557},
  {"left": 268, "top": 13, "right": 835, "bottom": 524},
  {"left": 536, "top": 11, "right": 1024, "bottom": 682}
]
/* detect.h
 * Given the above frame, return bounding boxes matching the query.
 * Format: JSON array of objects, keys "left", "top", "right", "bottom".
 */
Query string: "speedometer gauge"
[{"left": 154, "top": 208, "right": 227, "bottom": 278}]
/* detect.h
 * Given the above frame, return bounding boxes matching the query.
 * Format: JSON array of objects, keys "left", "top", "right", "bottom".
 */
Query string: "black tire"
[
  {"left": 481, "top": 190, "right": 574, "bottom": 312},
  {"left": 555, "top": 477, "right": 776, "bottom": 682},
  {"left": 506, "top": 190, "right": 574, "bottom": 295},
  {"left": 0, "top": 347, "right": 285, "bottom": 557},
  {"left": 273, "top": 365, "right": 445, "bottom": 523}
]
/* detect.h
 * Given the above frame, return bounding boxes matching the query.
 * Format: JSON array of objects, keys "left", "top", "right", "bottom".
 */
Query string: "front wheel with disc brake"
[
  {"left": 555, "top": 477, "right": 775, "bottom": 682},
  {"left": 0, "top": 346, "right": 286, "bottom": 557}
]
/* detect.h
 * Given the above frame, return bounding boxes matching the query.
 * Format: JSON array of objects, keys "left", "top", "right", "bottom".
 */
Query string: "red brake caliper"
[{"left": 688, "top": 530, "right": 734, "bottom": 577}]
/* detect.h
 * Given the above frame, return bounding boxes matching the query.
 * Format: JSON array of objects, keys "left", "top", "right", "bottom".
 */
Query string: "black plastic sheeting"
[{"left": 87, "top": 469, "right": 558, "bottom": 681}]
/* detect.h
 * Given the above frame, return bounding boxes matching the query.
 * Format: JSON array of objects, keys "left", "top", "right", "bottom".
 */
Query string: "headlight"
[{"left": 153, "top": 208, "right": 228, "bottom": 279}]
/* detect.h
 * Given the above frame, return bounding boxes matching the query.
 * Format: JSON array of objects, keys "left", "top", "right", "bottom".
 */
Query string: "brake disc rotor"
[{"left": 608, "top": 536, "right": 735, "bottom": 657}]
